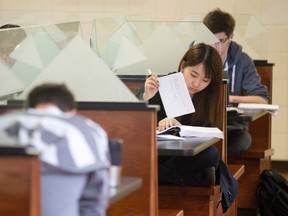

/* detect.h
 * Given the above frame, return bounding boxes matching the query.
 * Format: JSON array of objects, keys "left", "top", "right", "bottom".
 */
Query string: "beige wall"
[{"left": 0, "top": 0, "right": 287, "bottom": 160}]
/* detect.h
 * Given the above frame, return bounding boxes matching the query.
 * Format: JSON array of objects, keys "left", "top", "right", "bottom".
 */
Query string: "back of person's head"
[
  {"left": 0, "top": 23, "right": 27, "bottom": 44},
  {"left": 203, "top": 8, "right": 235, "bottom": 37},
  {"left": 27, "top": 83, "right": 76, "bottom": 112},
  {"left": 0, "top": 24, "right": 21, "bottom": 29},
  {"left": 0, "top": 24, "right": 27, "bottom": 63}
]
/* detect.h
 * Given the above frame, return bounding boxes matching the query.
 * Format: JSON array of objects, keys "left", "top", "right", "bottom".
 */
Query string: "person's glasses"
[{"left": 218, "top": 37, "right": 230, "bottom": 44}]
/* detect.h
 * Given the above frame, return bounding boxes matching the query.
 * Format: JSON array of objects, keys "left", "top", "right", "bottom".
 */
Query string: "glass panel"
[
  {"left": 0, "top": 21, "right": 139, "bottom": 103},
  {"left": 90, "top": 18, "right": 220, "bottom": 76},
  {"left": 234, "top": 14, "right": 267, "bottom": 60}
]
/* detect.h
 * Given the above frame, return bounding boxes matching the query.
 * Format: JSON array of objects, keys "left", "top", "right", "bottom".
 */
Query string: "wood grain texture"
[
  {"left": 228, "top": 64, "right": 274, "bottom": 209},
  {"left": 0, "top": 156, "right": 41, "bottom": 216},
  {"left": 79, "top": 108, "right": 159, "bottom": 216}
]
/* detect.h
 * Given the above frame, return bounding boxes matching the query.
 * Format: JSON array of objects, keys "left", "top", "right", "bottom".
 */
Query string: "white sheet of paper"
[{"left": 158, "top": 72, "right": 195, "bottom": 118}]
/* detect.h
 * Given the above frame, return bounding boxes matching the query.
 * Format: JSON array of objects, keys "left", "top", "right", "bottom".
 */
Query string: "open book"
[{"left": 157, "top": 125, "right": 223, "bottom": 140}]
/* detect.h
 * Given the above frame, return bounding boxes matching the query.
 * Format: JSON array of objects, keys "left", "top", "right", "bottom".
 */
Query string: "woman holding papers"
[
  {"left": 138, "top": 43, "right": 223, "bottom": 129},
  {"left": 136, "top": 43, "right": 223, "bottom": 187}
]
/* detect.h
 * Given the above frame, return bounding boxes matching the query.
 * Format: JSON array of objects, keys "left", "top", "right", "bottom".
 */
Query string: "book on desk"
[{"left": 156, "top": 125, "right": 224, "bottom": 140}]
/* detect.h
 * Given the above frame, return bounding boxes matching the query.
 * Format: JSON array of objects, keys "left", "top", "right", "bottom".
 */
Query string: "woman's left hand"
[{"left": 157, "top": 118, "right": 181, "bottom": 131}]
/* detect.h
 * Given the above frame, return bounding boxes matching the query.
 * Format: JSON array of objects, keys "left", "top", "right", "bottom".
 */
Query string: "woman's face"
[{"left": 182, "top": 63, "right": 211, "bottom": 96}]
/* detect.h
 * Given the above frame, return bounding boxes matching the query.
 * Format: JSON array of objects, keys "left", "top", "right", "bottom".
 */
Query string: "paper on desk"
[
  {"left": 227, "top": 106, "right": 244, "bottom": 114},
  {"left": 157, "top": 134, "right": 184, "bottom": 141},
  {"left": 238, "top": 103, "right": 279, "bottom": 116},
  {"left": 158, "top": 73, "right": 195, "bottom": 118}
]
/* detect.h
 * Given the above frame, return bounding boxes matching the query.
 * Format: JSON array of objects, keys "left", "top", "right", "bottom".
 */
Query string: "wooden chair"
[
  {"left": 228, "top": 60, "right": 274, "bottom": 210},
  {"left": 159, "top": 209, "right": 184, "bottom": 216}
]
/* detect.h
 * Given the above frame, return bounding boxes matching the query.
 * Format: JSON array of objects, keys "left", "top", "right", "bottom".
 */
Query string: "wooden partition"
[
  {"left": 249, "top": 61, "right": 274, "bottom": 154},
  {"left": 78, "top": 102, "right": 159, "bottom": 216},
  {"left": 228, "top": 60, "right": 274, "bottom": 209},
  {"left": 0, "top": 154, "right": 41, "bottom": 216}
]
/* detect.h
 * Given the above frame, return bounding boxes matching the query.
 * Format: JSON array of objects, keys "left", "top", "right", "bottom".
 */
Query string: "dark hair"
[
  {"left": 27, "top": 83, "right": 76, "bottom": 112},
  {"left": 177, "top": 43, "right": 223, "bottom": 128},
  {"left": 0, "top": 24, "right": 22, "bottom": 29},
  {"left": 203, "top": 8, "right": 235, "bottom": 37}
]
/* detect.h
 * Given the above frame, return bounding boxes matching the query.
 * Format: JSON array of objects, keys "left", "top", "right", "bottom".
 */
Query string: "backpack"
[{"left": 256, "top": 169, "right": 288, "bottom": 216}]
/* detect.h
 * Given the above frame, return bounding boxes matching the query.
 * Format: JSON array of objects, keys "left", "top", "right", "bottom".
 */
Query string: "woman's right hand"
[{"left": 143, "top": 73, "right": 159, "bottom": 101}]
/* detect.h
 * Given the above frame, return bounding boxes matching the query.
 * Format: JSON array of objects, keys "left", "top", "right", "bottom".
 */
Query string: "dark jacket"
[
  {"left": 226, "top": 41, "right": 269, "bottom": 101},
  {"left": 226, "top": 42, "right": 269, "bottom": 130}
]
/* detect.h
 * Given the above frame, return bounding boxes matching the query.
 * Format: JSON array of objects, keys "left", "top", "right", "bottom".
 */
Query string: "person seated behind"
[
  {"left": 0, "top": 24, "right": 27, "bottom": 66},
  {"left": 136, "top": 43, "right": 223, "bottom": 187},
  {"left": 202, "top": 8, "right": 269, "bottom": 155},
  {"left": 0, "top": 83, "right": 110, "bottom": 216}
]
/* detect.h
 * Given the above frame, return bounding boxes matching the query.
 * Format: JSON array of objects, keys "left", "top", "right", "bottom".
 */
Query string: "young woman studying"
[{"left": 136, "top": 43, "right": 223, "bottom": 187}]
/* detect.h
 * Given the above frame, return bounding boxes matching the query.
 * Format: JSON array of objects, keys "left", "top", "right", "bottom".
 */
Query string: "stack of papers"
[
  {"left": 237, "top": 103, "right": 279, "bottom": 116},
  {"left": 157, "top": 125, "right": 223, "bottom": 140},
  {"left": 227, "top": 106, "right": 244, "bottom": 114}
]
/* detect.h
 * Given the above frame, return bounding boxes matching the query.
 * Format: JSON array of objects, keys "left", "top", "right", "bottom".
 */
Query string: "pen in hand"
[{"left": 147, "top": 68, "right": 152, "bottom": 75}]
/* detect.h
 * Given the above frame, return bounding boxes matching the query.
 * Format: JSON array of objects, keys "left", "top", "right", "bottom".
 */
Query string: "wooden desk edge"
[
  {"left": 109, "top": 176, "right": 143, "bottom": 206},
  {"left": 159, "top": 184, "right": 221, "bottom": 195},
  {"left": 157, "top": 137, "right": 220, "bottom": 157},
  {"left": 227, "top": 164, "right": 245, "bottom": 180}
]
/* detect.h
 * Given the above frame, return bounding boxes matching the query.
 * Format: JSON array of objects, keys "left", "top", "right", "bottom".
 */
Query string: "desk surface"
[
  {"left": 109, "top": 176, "right": 142, "bottom": 206},
  {"left": 157, "top": 137, "right": 220, "bottom": 156},
  {"left": 227, "top": 109, "right": 267, "bottom": 123}
]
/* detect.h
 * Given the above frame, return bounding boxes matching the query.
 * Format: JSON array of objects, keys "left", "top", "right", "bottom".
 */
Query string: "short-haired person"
[
  {"left": 203, "top": 8, "right": 269, "bottom": 154},
  {"left": 0, "top": 83, "right": 110, "bottom": 216},
  {"left": 137, "top": 43, "right": 223, "bottom": 187}
]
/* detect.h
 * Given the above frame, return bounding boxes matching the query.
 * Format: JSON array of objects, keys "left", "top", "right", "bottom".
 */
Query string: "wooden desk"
[
  {"left": 0, "top": 146, "right": 143, "bottom": 215},
  {"left": 109, "top": 176, "right": 142, "bottom": 206},
  {"left": 227, "top": 109, "right": 267, "bottom": 123},
  {"left": 158, "top": 137, "right": 220, "bottom": 156}
]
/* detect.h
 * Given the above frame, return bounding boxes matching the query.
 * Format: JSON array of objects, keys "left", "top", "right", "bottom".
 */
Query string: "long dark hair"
[{"left": 177, "top": 43, "right": 223, "bottom": 128}]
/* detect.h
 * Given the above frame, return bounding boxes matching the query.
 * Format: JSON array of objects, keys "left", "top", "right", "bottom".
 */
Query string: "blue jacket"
[{"left": 225, "top": 41, "right": 269, "bottom": 101}]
